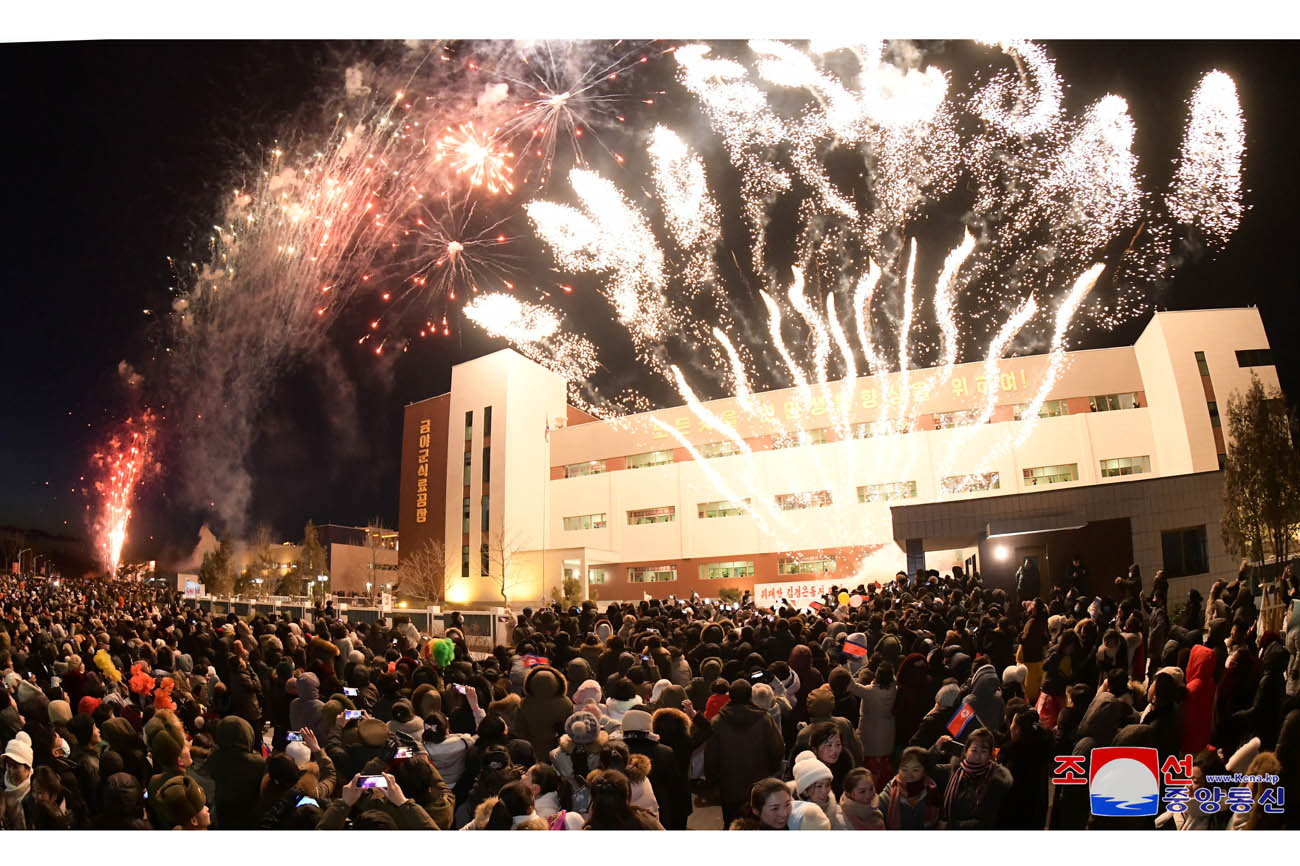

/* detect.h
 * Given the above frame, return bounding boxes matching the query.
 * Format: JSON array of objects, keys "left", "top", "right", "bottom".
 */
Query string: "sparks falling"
[{"left": 90, "top": 410, "right": 158, "bottom": 575}]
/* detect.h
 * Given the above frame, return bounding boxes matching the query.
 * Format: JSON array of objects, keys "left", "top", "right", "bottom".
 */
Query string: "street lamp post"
[{"left": 17, "top": 548, "right": 31, "bottom": 575}]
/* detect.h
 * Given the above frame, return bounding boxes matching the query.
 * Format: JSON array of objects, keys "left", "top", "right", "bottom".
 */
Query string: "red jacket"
[{"left": 1180, "top": 644, "right": 1217, "bottom": 754}]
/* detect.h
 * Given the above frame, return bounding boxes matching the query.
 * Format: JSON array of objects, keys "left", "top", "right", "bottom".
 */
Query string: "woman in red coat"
[{"left": 1180, "top": 644, "right": 1217, "bottom": 755}]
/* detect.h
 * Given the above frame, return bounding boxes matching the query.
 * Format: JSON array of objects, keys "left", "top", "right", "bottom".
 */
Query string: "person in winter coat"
[
  {"left": 704, "top": 679, "right": 785, "bottom": 828},
  {"left": 1016, "top": 557, "right": 1041, "bottom": 604},
  {"left": 597, "top": 738, "right": 659, "bottom": 818},
  {"left": 893, "top": 653, "right": 932, "bottom": 751},
  {"left": 523, "top": 762, "right": 585, "bottom": 829},
  {"left": 876, "top": 746, "right": 939, "bottom": 830},
  {"left": 964, "top": 664, "right": 1005, "bottom": 734},
  {"left": 421, "top": 711, "right": 476, "bottom": 802},
  {"left": 227, "top": 653, "right": 263, "bottom": 727},
  {"left": 996, "top": 708, "right": 1052, "bottom": 829},
  {"left": 1180, "top": 644, "right": 1217, "bottom": 756},
  {"left": 1018, "top": 601, "right": 1049, "bottom": 704},
  {"left": 909, "top": 682, "right": 961, "bottom": 749},
  {"left": 787, "top": 645, "right": 823, "bottom": 723},
  {"left": 837, "top": 766, "right": 884, "bottom": 829},
  {"left": 550, "top": 710, "right": 607, "bottom": 815},
  {"left": 928, "top": 728, "right": 1013, "bottom": 830},
  {"left": 289, "top": 671, "right": 326, "bottom": 743},
  {"left": 619, "top": 708, "right": 689, "bottom": 829},
  {"left": 792, "top": 685, "right": 864, "bottom": 766},
  {"left": 845, "top": 662, "right": 897, "bottom": 782},
  {"left": 316, "top": 771, "right": 439, "bottom": 830},
  {"left": 789, "top": 751, "right": 848, "bottom": 829},
  {"left": 210, "top": 715, "right": 267, "bottom": 829},
  {"left": 2, "top": 731, "right": 35, "bottom": 830},
  {"left": 1076, "top": 669, "right": 1137, "bottom": 748},
  {"left": 583, "top": 769, "right": 664, "bottom": 830},
  {"left": 1154, "top": 749, "right": 1231, "bottom": 830},
  {"left": 459, "top": 780, "right": 548, "bottom": 830},
  {"left": 728, "top": 777, "right": 830, "bottom": 830},
  {"left": 1233, "top": 639, "right": 1288, "bottom": 750}
]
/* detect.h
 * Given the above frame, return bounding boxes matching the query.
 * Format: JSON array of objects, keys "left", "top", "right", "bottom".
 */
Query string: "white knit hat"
[
  {"left": 285, "top": 741, "right": 312, "bottom": 768},
  {"left": 2, "top": 731, "right": 33, "bottom": 768},
  {"left": 791, "top": 750, "right": 833, "bottom": 794}
]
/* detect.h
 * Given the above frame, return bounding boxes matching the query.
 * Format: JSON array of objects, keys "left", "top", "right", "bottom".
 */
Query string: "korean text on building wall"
[
  {"left": 753, "top": 578, "right": 841, "bottom": 606},
  {"left": 414, "top": 416, "right": 431, "bottom": 525}
]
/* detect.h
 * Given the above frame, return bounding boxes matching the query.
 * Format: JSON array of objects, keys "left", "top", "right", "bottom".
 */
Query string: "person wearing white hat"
[
  {"left": 2, "top": 731, "right": 35, "bottom": 830},
  {"left": 789, "top": 750, "right": 848, "bottom": 829}
]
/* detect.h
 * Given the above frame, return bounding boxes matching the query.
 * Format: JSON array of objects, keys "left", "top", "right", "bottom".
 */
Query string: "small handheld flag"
[
  {"left": 841, "top": 640, "right": 867, "bottom": 659},
  {"left": 521, "top": 654, "right": 549, "bottom": 668},
  {"left": 947, "top": 702, "right": 977, "bottom": 737}
]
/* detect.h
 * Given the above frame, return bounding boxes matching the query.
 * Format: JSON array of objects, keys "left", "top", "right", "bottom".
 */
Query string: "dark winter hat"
[
  {"left": 482, "top": 745, "right": 512, "bottom": 771},
  {"left": 154, "top": 774, "right": 207, "bottom": 828},
  {"left": 728, "top": 679, "right": 753, "bottom": 706},
  {"left": 67, "top": 714, "right": 96, "bottom": 750},
  {"left": 806, "top": 685, "right": 835, "bottom": 718},
  {"left": 266, "top": 753, "right": 303, "bottom": 788}
]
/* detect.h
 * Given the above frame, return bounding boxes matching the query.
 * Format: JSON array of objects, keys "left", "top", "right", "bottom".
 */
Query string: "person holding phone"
[{"left": 315, "top": 772, "right": 437, "bottom": 829}]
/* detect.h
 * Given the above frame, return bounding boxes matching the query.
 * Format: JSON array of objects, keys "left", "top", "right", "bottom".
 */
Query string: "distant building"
[{"left": 399, "top": 308, "right": 1279, "bottom": 606}]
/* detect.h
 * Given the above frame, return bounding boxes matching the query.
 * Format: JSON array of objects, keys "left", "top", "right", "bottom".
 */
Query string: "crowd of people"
[{"left": 1, "top": 558, "right": 1298, "bottom": 831}]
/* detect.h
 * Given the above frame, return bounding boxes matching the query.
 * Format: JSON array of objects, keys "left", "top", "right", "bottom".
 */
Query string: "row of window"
[
  {"left": 627, "top": 555, "right": 837, "bottom": 583},
  {"left": 562, "top": 455, "right": 1156, "bottom": 532},
  {"left": 560, "top": 392, "right": 1145, "bottom": 478}
]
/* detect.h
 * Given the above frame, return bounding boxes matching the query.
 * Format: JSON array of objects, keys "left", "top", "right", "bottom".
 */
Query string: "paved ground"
[{"left": 686, "top": 795, "right": 725, "bottom": 830}]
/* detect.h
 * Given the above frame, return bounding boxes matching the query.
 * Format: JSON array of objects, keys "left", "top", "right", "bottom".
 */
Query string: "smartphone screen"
[
  {"left": 344, "top": 687, "right": 358, "bottom": 697},
  {"left": 297, "top": 796, "right": 320, "bottom": 808},
  {"left": 454, "top": 683, "right": 467, "bottom": 695},
  {"left": 358, "top": 775, "right": 388, "bottom": 790},
  {"left": 287, "top": 732, "right": 303, "bottom": 742},
  {"left": 393, "top": 747, "right": 412, "bottom": 759},
  {"left": 344, "top": 710, "right": 363, "bottom": 721}
]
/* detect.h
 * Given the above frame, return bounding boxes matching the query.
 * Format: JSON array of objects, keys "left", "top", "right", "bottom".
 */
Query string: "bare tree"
[
  {"left": 487, "top": 529, "right": 528, "bottom": 605},
  {"left": 395, "top": 537, "right": 446, "bottom": 604}
]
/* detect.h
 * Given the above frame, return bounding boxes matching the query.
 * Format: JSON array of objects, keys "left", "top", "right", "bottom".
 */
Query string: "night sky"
[{"left": 2, "top": 38, "right": 1298, "bottom": 571}]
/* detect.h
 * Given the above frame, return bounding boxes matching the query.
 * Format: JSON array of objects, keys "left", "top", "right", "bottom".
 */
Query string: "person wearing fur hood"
[
  {"left": 460, "top": 780, "right": 549, "bottom": 830},
  {"left": 514, "top": 664, "right": 573, "bottom": 759}
]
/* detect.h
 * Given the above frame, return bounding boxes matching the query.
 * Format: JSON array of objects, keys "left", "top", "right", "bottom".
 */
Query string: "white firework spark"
[{"left": 1167, "top": 69, "right": 1247, "bottom": 248}]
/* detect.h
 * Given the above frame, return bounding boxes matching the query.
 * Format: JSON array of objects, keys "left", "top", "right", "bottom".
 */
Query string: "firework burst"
[
  {"left": 433, "top": 121, "right": 516, "bottom": 195},
  {"left": 90, "top": 409, "right": 158, "bottom": 575},
  {"left": 1167, "top": 69, "right": 1247, "bottom": 248}
]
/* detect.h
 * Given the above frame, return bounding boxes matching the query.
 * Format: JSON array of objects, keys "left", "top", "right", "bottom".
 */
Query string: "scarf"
[
  {"left": 941, "top": 757, "right": 993, "bottom": 824},
  {"left": 838, "top": 792, "right": 884, "bottom": 829},
  {"left": 884, "top": 774, "right": 939, "bottom": 829},
  {"left": 3, "top": 772, "right": 31, "bottom": 805}
]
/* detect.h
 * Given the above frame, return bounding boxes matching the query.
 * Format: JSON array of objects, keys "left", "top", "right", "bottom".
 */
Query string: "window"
[
  {"left": 772, "top": 428, "right": 830, "bottom": 449},
  {"left": 1207, "top": 401, "right": 1222, "bottom": 428},
  {"left": 697, "top": 499, "right": 751, "bottom": 519},
  {"left": 779, "top": 556, "right": 835, "bottom": 575},
  {"left": 1089, "top": 392, "right": 1139, "bottom": 412},
  {"left": 1236, "top": 349, "right": 1273, "bottom": 368},
  {"left": 482, "top": 446, "right": 490, "bottom": 484},
  {"left": 563, "top": 513, "right": 608, "bottom": 531},
  {"left": 1218, "top": 452, "right": 1228, "bottom": 471},
  {"left": 563, "top": 460, "right": 607, "bottom": 478},
  {"left": 1099, "top": 455, "right": 1152, "bottom": 478},
  {"left": 628, "top": 565, "right": 677, "bottom": 583},
  {"left": 462, "top": 497, "right": 470, "bottom": 534},
  {"left": 483, "top": 405, "right": 492, "bottom": 436},
  {"left": 628, "top": 506, "right": 676, "bottom": 526},
  {"left": 464, "top": 410, "right": 473, "bottom": 440},
  {"left": 481, "top": 496, "right": 489, "bottom": 533},
  {"left": 1023, "top": 463, "right": 1079, "bottom": 486},
  {"left": 858, "top": 481, "right": 918, "bottom": 502},
  {"left": 852, "top": 418, "right": 912, "bottom": 438},
  {"left": 700, "top": 560, "right": 755, "bottom": 580},
  {"left": 698, "top": 440, "right": 743, "bottom": 459},
  {"left": 775, "top": 490, "right": 833, "bottom": 510},
  {"left": 626, "top": 450, "right": 674, "bottom": 470},
  {"left": 588, "top": 568, "right": 607, "bottom": 585},
  {"left": 463, "top": 451, "right": 471, "bottom": 485},
  {"left": 481, "top": 542, "right": 490, "bottom": 576},
  {"left": 933, "top": 409, "right": 980, "bottom": 429},
  {"left": 1013, "top": 400, "right": 1068, "bottom": 421},
  {"left": 940, "top": 472, "right": 1000, "bottom": 494},
  {"left": 1161, "top": 526, "right": 1209, "bottom": 578},
  {"left": 1195, "top": 351, "right": 1210, "bottom": 376},
  {"left": 461, "top": 543, "right": 470, "bottom": 578}
]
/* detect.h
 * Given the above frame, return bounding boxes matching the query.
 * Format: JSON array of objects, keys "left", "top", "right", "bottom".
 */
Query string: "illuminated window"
[
  {"left": 563, "top": 513, "right": 608, "bottom": 531},
  {"left": 563, "top": 460, "right": 607, "bottom": 478},
  {"left": 465, "top": 410, "right": 473, "bottom": 440},
  {"left": 698, "top": 440, "right": 744, "bottom": 459},
  {"left": 775, "top": 490, "right": 833, "bottom": 510},
  {"left": 628, "top": 506, "right": 676, "bottom": 526},
  {"left": 858, "top": 481, "right": 918, "bottom": 502},
  {"left": 851, "top": 419, "right": 911, "bottom": 438},
  {"left": 700, "top": 560, "right": 755, "bottom": 580},
  {"left": 588, "top": 568, "right": 608, "bottom": 585},
  {"left": 463, "top": 451, "right": 471, "bottom": 485},
  {"left": 1089, "top": 392, "right": 1139, "bottom": 412},
  {"left": 626, "top": 450, "right": 674, "bottom": 469},
  {"left": 778, "top": 556, "right": 835, "bottom": 575},
  {"left": 940, "top": 472, "right": 1000, "bottom": 494},
  {"left": 933, "top": 410, "right": 981, "bottom": 429},
  {"left": 1013, "top": 399, "right": 1068, "bottom": 421},
  {"left": 461, "top": 543, "right": 469, "bottom": 578},
  {"left": 697, "top": 499, "right": 751, "bottom": 519},
  {"left": 628, "top": 565, "right": 677, "bottom": 583},
  {"left": 772, "top": 428, "right": 830, "bottom": 449},
  {"left": 1023, "top": 463, "right": 1079, "bottom": 486},
  {"left": 1099, "top": 455, "right": 1151, "bottom": 478}
]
